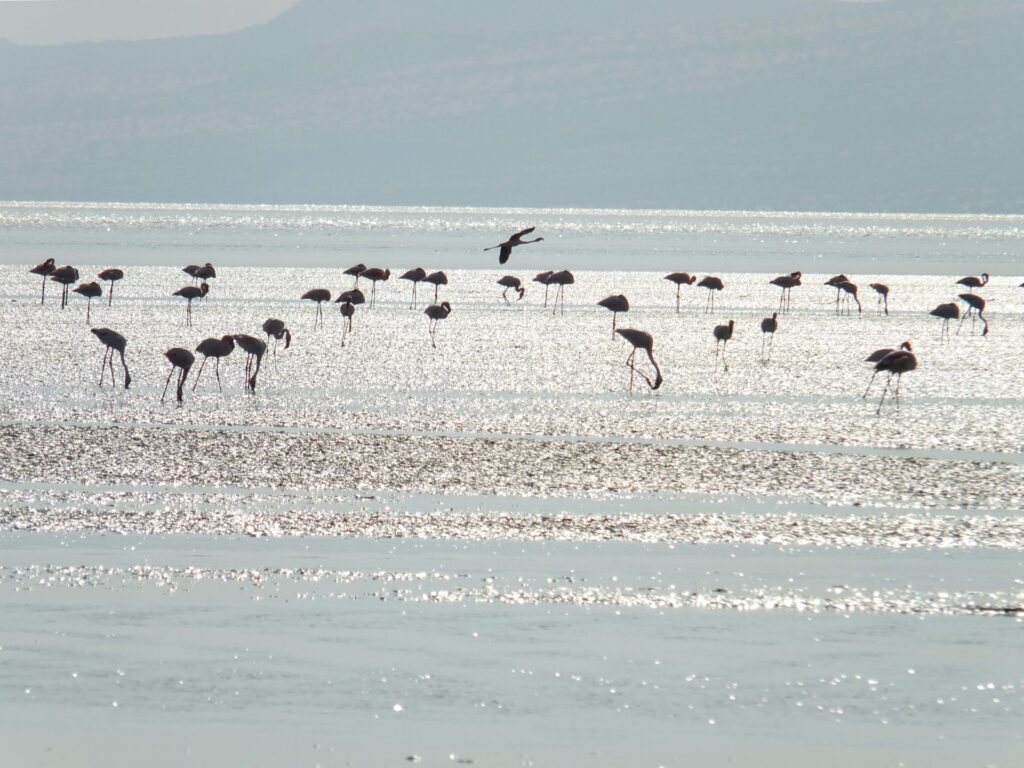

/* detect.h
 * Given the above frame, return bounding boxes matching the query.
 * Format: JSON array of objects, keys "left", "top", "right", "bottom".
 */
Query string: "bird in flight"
[{"left": 484, "top": 227, "right": 544, "bottom": 264}]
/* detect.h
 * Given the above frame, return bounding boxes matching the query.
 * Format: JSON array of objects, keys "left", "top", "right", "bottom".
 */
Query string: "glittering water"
[{"left": 1, "top": 203, "right": 1022, "bottom": 766}]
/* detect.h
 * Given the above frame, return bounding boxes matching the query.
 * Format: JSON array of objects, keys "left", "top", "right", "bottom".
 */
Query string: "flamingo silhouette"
[
  {"left": 193, "top": 336, "right": 235, "bottom": 392},
  {"left": 359, "top": 268, "right": 390, "bottom": 307},
  {"left": 956, "top": 273, "right": 989, "bottom": 290},
  {"left": 597, "top": 295, "right": 629, "bottom": 339},
  {"left": 344, "top": 263, "right": 367, "bottom": 287},
  {"left": 400, "top": 268, "right": 428, "bottom": 309},
  {"left": 548, "top": 270, "right": 574, "bottom": 315},
  {"left": 497, "top": 275, "right": 525, "bottom": 304},
  {"left": 863, "top": 341, "right": 912, "bottom": 399},
  {"left": 233, "top": 334, "right": 267, "bottom": 393},
  {"left": 958, "top": 293, "right": 989, "bottom": 336},
  {"left": 484, "top": 227, "right": 544, "bottom": 264},
  {"left": 161, "top": 348, "right": 195, "bottom": 404},
  {"left": 29, "top": 258, "right": 55, "bottom": 305},
  {"left": 769, "top": 272, "right": 801, "bottom": 313},
  {"left": 302, "top": 289, "right": 331, "bottom": 329},
  {"left": 834, "top": 281, "right": 862, "bottom": 315},
  {"left": 713, "top": 319, "right": 735, "bottom": 371},
  {"left": 615, "top": 329, "right": 663, "bottom": 392},
  {"left": 664, "top": 272, "right": 696, "bottom": 313},
  {"left": 869, "top": 282, "right": 890, "bottom": 315},
  {"left": 825, "top": 274, "right": 850, "bottom": 310},
  {"left": 930, "top": 302, "right": 959, "bottom": 342},
  {"left": 533, "top": 271, "right": 554, "bottom": 307},
  {"left": 760, "top": 312, "right": 778, "bottom": 360},
  {"left": 262, "top": 318, "right": 292, "bottom": 355},
  {"left": 90, "top": 328, "right": 131, "bottom": 390},
  {"left": 73, "top": 282, "right": 103, "bottom": 323},
  {"left": 874, "top": 347, "right": 917, "bottom": 414},
  {"left": 173, "top": 282, "right": 209, "bottom": 326},
  {"left": 51, "top": 266, "right": 80, "bottom": 309},
  {"left": 698, "top": 276, "right": 724, "bottom": 314},
  {"left": 424, "top": 271, "right": 448, "bottom": 303},
  {"left": 424, "top": 301, "right": 452, "bottom": 348},
  {"left": 97, "top": 268, "right": 124, "bottom": 306}
]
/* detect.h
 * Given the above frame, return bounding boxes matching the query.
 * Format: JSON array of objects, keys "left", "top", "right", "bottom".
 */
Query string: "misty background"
[{"left": 1, "top": 0, "right": 1022, "bottom": 213}]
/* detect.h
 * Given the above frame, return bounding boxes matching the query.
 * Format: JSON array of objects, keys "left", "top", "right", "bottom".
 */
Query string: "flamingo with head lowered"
[
  {"left": 90, "top": 328, "right": 131, "bottom": 390},
  {"left": 615, "top": 329, "right": 663, "bottom": 392}
]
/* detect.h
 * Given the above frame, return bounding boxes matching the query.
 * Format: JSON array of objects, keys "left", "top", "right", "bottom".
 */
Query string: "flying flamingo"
[
  {"left": 302, "top": 288, "right": 331, "bottom": 329},
  {"left": 359, "top": 268, "right": 390, "bottom": 307},
  {"left": 869, "top": 282, "right": 890, "bottom": 315},
  {"left": 713, "top": 319, "right": 735, "bottom": 371},
  {"left": 233, "top": 334, "right": 267, "bottom": 393},
  {"left": 930, "top": 302, "right": 959, "bottom": 342},
  {"left": 497, "top": 275, "right": 525, "bottom": 304},
  {"left": 834, "top": 281, "right": 862, "bottom": 315},
  {"left": 173, "top": 282, "right": 209, "bottom": 326},
  {"left": 424, "top": 271, "right": 448, "bottom": 303},
  {"left": 72, "top": 282, "right": 103, "bottom": 323},
  {"left": 874, "top": 346, "right": 918, "bottom": 414},
  {"left": 484, "top": 227, "right": 544, "bottom": 264},
  {"left": 97, "top": 268, "right": 124, "bottom": 306},
  {"left": 548, "top": 270, "right": 574, "bottom": 315},
  {"left": 956, "top": 273, "right": 989, "bottom": 290},
  {"left": 664, "top": 273, "right": 696, "bottom": 313},
  {"left": 29, "top": 258, "right": 55, "bottom": 305},
  {"left": 161, "top": 348, "right": 195, "bottom": 404},
  {"left": 697, "top": 276, "right": 724, "bottom": 314},
  {"left": 615, "top": 328, "right": 663, "bottom": 392},
  {"left": 262, "top": 318, "right": 292, "bottom": 356},
  {"left": 958, "top": 293, "right": 989, "bottom": 336},
  {"left": 424, "top": 301, "right": 452, "bottom": 348},
  {"left": 769, "top": 271, "right": 801, "bottom": 313},
  {"left": 825, "top": 274, "right": 850, "bottom": 310},
  {"left": 344, "top": 263, "right": 366, "bottom": 288},
  {"left": 90, "top": 328, "right": 131, "bottom": 390},
  {"left": 192, "top": 336, "right": 235, "bottom": 392},
  {"left": 400, "top": 267, "right": 428, "bottom": 309},
  {"left": 760, "top": 312, "right": 778, "bottom": 360},
  {"left": 597, "top": 294, "right": 629, "bottom": 339},
  {"left": 50, "top": 265, "right": 80, "bottom": 309},
  {"left": 533, "top": 271, "right": 554, "bottom": 307},
  {"left": 863, "top": 341, "right": 912, "bottom": 398}
]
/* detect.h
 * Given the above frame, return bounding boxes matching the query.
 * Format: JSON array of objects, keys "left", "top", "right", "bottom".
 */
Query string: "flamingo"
[
  {"left": 863, "top": 341, "right": 912, "bottom": 399},
  {"left": 161, "top": 348, "right": 195, "bottom": 404},
  {"left": 484, "top": 227, "right": 544, "bottom": 264},
  {"left": 262, "top": 318, "right": 292, "bottom": 356},
  {"left": 874, "top": 347, "right": 918, "bottom": 414},
  {"left": 72, "top": 282, "right": 103, "bottom": 323},
  {"left": 344, "top": 263, "right": 366, "bottom": 288},
  {"left": 930, "top": 302, "right": 959, "bottom": 342},
  {"left": 423, "top": 271, "right": 448, "bottom": 303},
  {"left": 697, "top": 276, "right": 724, "bottom": 314},
  {"left": 497, "top": 275, "right": 525, "bottom": 304},
  {"left": 194, "top": 263, "right": 217, "bottom": 285},
  {"left": 869, "top": 282, "right": 890, "bottom": 315},
  {"left": 359, "top": 268, "right": 390, "bottom": 307},
  {"left": 173, "top": 282, "right": 209, "bottom": 327},
  {"left": 400, "top": 267, "right": 428, "bottom": 309},
  {"left": 301, "top": 288, "right": 331, "bottom": 329},
  {"left": 615, "top": 329, "right": 663, "bottom": 392},
  {"left": 769, "top": 271, "right": 801, "bottom": 313},
  {"left": 548, "top": 270, "right": 574, "bottom": 315},
  {"left": 958, "top": 293, "right": 989, "bottom": 336},
  {"left": 956, "top": 273, "right": 989, "bottom": 290},
  {"left": 597, "top": 295, "right": 629, "bottom": 339},
  {"left": 29, "top": 258, "right": 55, "bottom": 305},
  {"left": 424, "top": 301, "right": 452, "bottom": 348},
  {"left": 233, "top": 334, "right": 267, "bottom": 393},
  {"left": 90, "top": 328, "right": 131, "bottom": 390},
  {"left": 97, "top": 268, "right": 124, "bottom": 306},
  {"left": 834, "top": 281, "right": 862, "bottom": 315},
  {"left": 713, "top": 319, "right": 735, "bottom": 371},
  {"left": 338, "top": 301, "right": 355, "bottom": 346},
  {"left": 533, "top": 271, "right": 554, "bottom": 307},
  {"left": 183, "top": 264, "right": 201, "bottom": 282},
  {"left": 664, "top": 273, "right": 696, "bottom": 313},
  {"left": 336, "top": 288, "right": 366, "bottom": 308},
  {"left": 50, "top": 265, "right": 79, "bottom": 309},
  {"left": 193, "top": 336, "right": 235, "bottom": 392},
  {"left": 760, "top": 312, "right": 778, "bottom": 360},
  {"left": 825, "top": 274, "right": 850, "bottom": 310}
]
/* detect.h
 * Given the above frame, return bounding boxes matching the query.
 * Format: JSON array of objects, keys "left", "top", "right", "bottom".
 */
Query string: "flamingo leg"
[
  {"left": 502, "top": 288, "right": 510, "bottom": 305},
  {"left": 161, "top": 365, "right": 175, "bottom": 402},
  {"left": 544, "top": 284, "right": 549, "bottom": 308},
  {"left": 41, "top": 276, "right": 46, "bottom": 305},
  {"left": 99, "top": 347, "right": 109, "bottom": 385},
  {"left": 108, "top": 283, "right": 113, "bottom": 306},
  {"left": 215, "top": 358, "right": 222, "bottom": 392},
  {"left": 876, "top": 374, "right": 893, "bottom": 414},
  {"left": 611, "top": 313, "right": 617, "bottom": 340},
  {"left": 107, "top": 349, "right": 115, "bottom": 386},
  {"left": 862, "top": 369, "right": 879, "bottom": 399},
  {"left": 626, "top": 348, "right": 636, "bottom": 392},
  {"left": 192, "top": 357, "right": 207, "bottom": 391},
  {"left": 676, "top": 285, "right": 681, "bottom": 314}
]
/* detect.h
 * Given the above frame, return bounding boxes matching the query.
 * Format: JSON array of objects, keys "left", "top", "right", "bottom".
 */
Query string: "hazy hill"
[{"left": 1, "top": 0, "right": 1022, "bottom": 212}]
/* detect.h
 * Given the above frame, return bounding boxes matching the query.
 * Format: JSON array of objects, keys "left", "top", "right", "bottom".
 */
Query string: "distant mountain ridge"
[{"left": 1, "top": 0, "right": 1022, "bottom": 212}]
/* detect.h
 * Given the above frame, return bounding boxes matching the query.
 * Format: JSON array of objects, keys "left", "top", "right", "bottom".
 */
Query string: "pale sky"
[{"left": 0, "top": 0, "right": 299, "bottom": 44}]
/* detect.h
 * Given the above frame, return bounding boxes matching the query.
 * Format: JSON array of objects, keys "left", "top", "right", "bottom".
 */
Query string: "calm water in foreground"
[{"left": 1, "top": 202, "right": 1022, "bottom": 766}]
